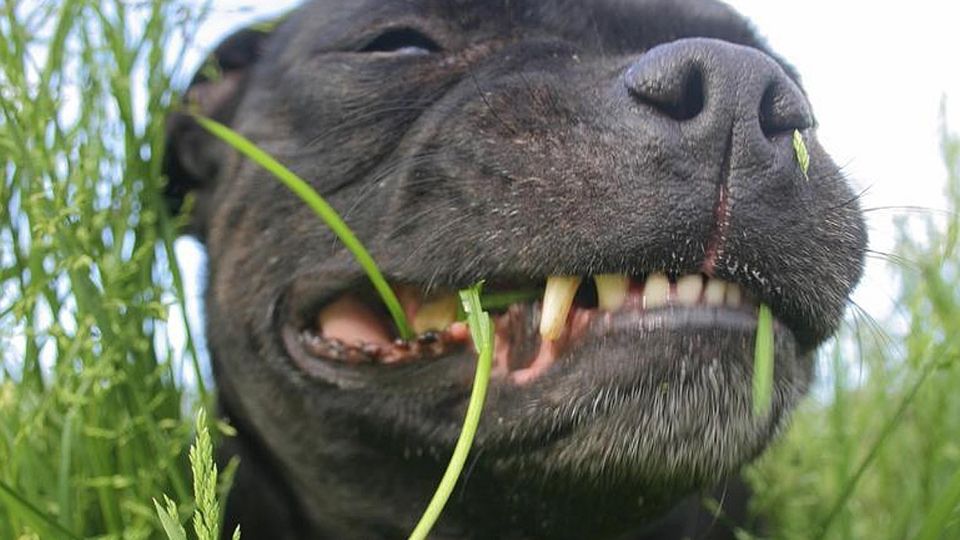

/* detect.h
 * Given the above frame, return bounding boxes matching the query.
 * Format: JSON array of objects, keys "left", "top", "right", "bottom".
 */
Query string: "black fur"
[{"left": 165, "top": 1, "right": 866, "bottom": 538}]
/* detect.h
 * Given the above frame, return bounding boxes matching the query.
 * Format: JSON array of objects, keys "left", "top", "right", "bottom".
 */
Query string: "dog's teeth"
[
  {"left": 594, "top": 274, "right": 629, "bottom": 312},
  {"left": 540, "top": 276, "right": 581, "bottom": 341},
  {"left": 676, "top": 275, "right": 703, "bottom": 305},
  {"left": 703, "top": 278, "right": 726, "bottom": 306},
  {"left": 725, "top": 283, "right": 743, "bottom": 308},
  {"left": 643, "top": 273, "right": 669, "bottom": 309},
  {"left": 412, "top": 293, "right": 459, "bottom": 334}
]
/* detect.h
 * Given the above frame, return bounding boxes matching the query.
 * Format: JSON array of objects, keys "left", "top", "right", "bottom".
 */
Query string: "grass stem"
[
  {"left": 192, "top": 115, "right": 414, "bottom": 340},
  {"left": 408, "top": 284, "right": 494, "bottom": 540}
]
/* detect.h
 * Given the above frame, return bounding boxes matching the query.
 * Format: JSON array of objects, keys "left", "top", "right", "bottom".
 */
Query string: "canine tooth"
[
  {"left": 643, "top": 273, "right": 669, "bottom": 309},
  {"left": 540, "top": 276, "right": 581, "bottom": 341},
  {"left": 413, "top": 293, "right": 459, "bottom": 334},
  {"left": 676, "top": 275, "right": 703, "bottom": 305},
  {"left": 725, "top": 283, "right": 743, "bottom": 308},
  {"left": 594, "top": 274, "right": 629, "bottom": 311},
  {"left": 703, "top": 279, "right": 726, "bottom": 306}
]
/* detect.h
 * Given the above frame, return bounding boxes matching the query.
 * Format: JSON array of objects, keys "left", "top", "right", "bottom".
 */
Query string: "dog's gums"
[
  {"left": 164, "top": 0, "right": 868, "bottom": 537},
  {"left": 285, "top": 274, "right": 763, "bottom": 387}
]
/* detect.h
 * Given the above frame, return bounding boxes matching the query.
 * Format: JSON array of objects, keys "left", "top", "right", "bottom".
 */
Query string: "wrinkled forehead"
[{"left": 284, "top": 0, "right": 766, "bottom": 56}]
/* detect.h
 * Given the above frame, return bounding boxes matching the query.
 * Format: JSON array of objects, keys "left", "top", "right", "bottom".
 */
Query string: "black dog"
[{"left": 165, "top": 0, "right": 866, "bottom": 538}]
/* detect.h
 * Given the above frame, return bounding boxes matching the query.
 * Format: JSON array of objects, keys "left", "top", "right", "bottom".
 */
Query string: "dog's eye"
[{"left": 359, "top": 28, "right": 442, "bottom": 55}]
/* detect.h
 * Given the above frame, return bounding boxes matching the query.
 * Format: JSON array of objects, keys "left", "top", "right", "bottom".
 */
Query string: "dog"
[{"left": 164, "top": 0, "right": 867, "bottom": 537}]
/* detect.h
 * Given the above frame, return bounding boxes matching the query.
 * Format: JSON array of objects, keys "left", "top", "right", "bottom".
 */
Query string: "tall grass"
[
  {"left": 1, "top": 0, "right": 959, "bottom": 538},
  {"left": 0, "top": 1, "right": 211, "bottom": 537}
]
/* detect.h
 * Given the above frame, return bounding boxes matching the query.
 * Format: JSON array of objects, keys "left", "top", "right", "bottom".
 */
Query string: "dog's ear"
[{"left": 163, "top": 26, "right": 271, "bottom": 237}]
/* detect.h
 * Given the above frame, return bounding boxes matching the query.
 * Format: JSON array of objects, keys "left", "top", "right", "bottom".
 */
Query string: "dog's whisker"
[
  {"left": 865, "top": 249, "right": 919, "bottom": 271},
  {"left": 861, "top": 205, "right": 951, "bottom": 216}
]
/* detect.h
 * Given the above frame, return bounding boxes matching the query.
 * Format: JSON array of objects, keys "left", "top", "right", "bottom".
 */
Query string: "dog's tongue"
[{"left": 317, "top": 295, "right": 393, "bottom": 346}]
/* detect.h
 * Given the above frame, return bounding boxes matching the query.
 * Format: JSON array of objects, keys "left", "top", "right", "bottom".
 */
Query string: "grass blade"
[
  {"left": 479, "top": 289, "right": 541, "bottom": 311},
  {"left": 153, "top": 496, "right": 188, "bottom": 540},
  {"left": 408, "top": 283, "right": 494, "bottom": 540},
  {"left": 793, "top": 129, "right": 811, "bottom": 181},
  {"left": 916, "top": 464, "right": 960, "bottom": 540},
  {"left": 190, "top": 409, "right": 221, "bottom": 540},
  {"left": 0, "top": 480, "right": 82, "bottom": 540},
  {"left": 816, "top": 358, "right": 939, "bottom": 539},
  {"left": 192, "top": 115, "right": 414, "bottom": 340},
  {"left": 753, "top": 304, "right": 775, "bottom": 416}
]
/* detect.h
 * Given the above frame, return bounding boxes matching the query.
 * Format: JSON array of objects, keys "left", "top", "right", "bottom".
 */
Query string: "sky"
[{"left": 176, "top": 0, "right": 960, "bottom": 340}]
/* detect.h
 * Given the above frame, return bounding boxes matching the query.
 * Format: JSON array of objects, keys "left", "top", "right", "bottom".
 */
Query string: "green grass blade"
[
  {"left": 154, "top": 408, "right": 240, "bottom": 540},
  {"left": 793, "top": 129, "right": 811, "bottom": 181},
  {"left": 192, "top": 115, "right": 414, "bottom": 340},
  {"left": 816, "top": 359, "right": 939, "bottom": 539},
  {"left": 408, "top": 283, "right": 494, "bottom": 540},
  {"left": 753, "top": 304, "right": 775, "bottom": 416},
  {"left": 153, "top": 495, "right": 188, "bottom": 540},
  {"left": 0, "top": 479, "right": 82, "bottom": 540},
  {"left": 916, "top": 464, "right": 960, "bottom": 540},
  {"left": 190, "top": 409, "right": 221, "bottom": 540},
  {"left": 479, "top": 289, "right": 542, "bottom": 311}
]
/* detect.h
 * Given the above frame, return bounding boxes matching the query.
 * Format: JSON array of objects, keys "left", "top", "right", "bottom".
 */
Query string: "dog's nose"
[{"left": 624, "top": 38, "right": 812, "bottom": 139}]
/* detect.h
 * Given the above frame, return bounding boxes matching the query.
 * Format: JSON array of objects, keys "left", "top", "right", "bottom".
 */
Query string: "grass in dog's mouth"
[{"left": 290, "top": 271, "right": 766, "bottom": 387}]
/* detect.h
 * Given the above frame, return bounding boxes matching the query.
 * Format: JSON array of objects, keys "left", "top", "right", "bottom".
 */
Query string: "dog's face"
[{"left": 166, "top": 0, "right": 867, "bottom": 537}]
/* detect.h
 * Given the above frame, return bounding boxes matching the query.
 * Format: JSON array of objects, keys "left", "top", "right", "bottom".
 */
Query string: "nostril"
[
  {"left": 672, "top": 68, "right": 705, "bottom": 121},
  {"left": 758, "top": 80, "right": 813, "bottom": 138},
  {"left": 626, "top": 61, "right": 705, "bottom": 122}
]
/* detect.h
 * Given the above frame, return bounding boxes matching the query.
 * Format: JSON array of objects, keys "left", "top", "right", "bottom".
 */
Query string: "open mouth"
[{"left": 282, "top": 273, "right": 768, "bottom": 385}]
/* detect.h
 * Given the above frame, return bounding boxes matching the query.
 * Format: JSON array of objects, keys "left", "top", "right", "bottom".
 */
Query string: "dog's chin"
[
  {"left": 463, "top": 336, "right": 807, "bottom": 537},
  {"left": 485, "top": 316, "right": 810, "bottom": 492}
]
